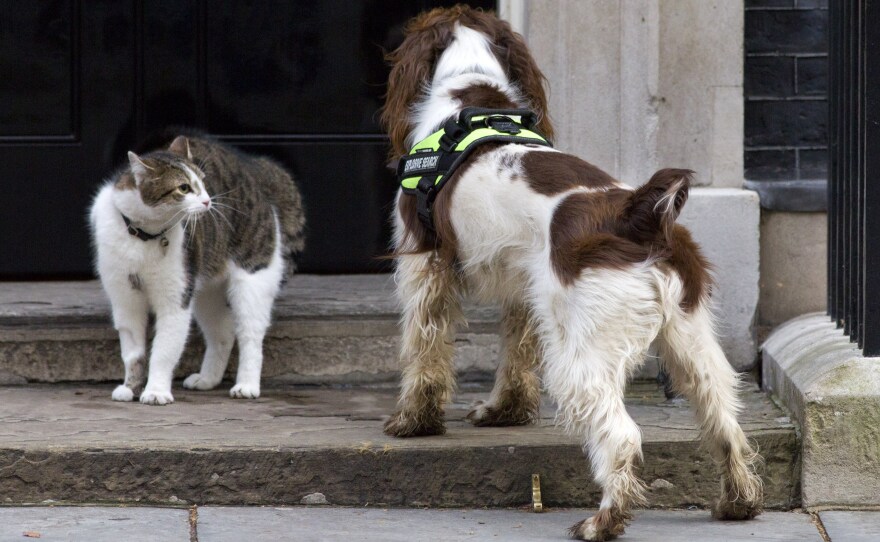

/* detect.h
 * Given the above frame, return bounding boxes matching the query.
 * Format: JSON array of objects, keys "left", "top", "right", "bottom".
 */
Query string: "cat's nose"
[{"left": 202, "top": 200, "right": 210, "bottom": 208}]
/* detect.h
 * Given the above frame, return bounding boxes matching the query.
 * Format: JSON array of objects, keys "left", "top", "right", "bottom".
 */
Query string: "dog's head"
[{"left": 381, "top": 5, "right": 553, "bottom": 159}]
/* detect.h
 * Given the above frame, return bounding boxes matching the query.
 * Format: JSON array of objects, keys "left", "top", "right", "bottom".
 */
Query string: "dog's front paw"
[
  {"left": 111, "top": 385, "right": 134, "bottom": 402},
  {"left": 466, "top": 399, "right": 537, "bottom": 427},
  {"left": 230, "top": 382, "right": 260, "bottom": 399},
  {"left": 140, "top": 388, "right": 174, "bottom": 406},
  {"left": 183, "top": 372, "right": 221, "bottom": 391},
  {"left": 383, "top": 409, "right": 446, "bottom": 438}
]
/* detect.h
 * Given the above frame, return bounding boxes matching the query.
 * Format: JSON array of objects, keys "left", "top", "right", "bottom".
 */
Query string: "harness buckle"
[
  {"left": 415, "top": 176, "right": 438, "bottom": 231},
  {"left": 438, "top": 134, "right": 458, "bottom": 153},
  {"left": 487, "top": 116, "right": 521, "bottom": 134},
  {"left": 440, "top": 117, "right": 467, "bottom": 152}
]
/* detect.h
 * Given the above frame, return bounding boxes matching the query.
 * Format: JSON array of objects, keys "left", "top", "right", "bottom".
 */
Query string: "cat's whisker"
[
  {"left": 183, "top": 214, "right": 197, "bottom": 250},
  {"left": 211, "top": 202, "right": 246, "bottom": 216},
  {"left": 210, "top": 212, "right": 228, "bottom": 234},
  {"left": 210, "top": 207, "right": 235, "bottom": 231},
  {"left": 211, "top": 190, "right": 238, "bottom": 206},
  {"left": 211, "top": 206, "right": 243, "bottom": 216},
  {"left": 210, "top": 188, "right": 238, "bottom": 198},
  {"left": 210, "top": 197, "right": 240, "bottom": 204},
  {"left": 207, "top": 209, "right": 222, "bottom": 232},
  {"left": 158, "top": 209, "right": 188, "bottom": 230}
]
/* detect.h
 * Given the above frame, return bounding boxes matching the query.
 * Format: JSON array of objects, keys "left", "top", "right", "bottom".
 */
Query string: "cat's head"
[{"left": 115, "top": 136, "right": 212, "bottom": 224}]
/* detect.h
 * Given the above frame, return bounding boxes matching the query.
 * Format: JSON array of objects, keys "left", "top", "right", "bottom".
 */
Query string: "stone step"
[
  {"left": 0, "top": 275, "right": 501, "bottom": 385},
  {"left": 0, "top": 275, "right": 664, "bottom": 385},
  {"left": 0, "top": 381, "right": 799, "bottom": 509}
]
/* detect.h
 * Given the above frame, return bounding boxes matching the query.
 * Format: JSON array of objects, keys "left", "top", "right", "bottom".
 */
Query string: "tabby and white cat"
[{"left": 89, "top": 133, "right": 305, "bottom": 405}]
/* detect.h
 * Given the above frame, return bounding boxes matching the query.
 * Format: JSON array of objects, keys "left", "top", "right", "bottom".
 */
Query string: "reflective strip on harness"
[{"left": 396, "top": 108, "right": 552, "bottom": 230}]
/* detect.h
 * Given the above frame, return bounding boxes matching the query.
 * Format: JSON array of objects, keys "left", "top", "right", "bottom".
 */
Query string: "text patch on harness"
[{"left": 397, "top": 107, "right": 552, "bottom": 231}]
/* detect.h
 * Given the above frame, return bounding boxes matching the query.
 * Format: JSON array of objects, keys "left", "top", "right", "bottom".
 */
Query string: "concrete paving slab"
[
  {"left": 197, "top": 507, "right": 823, "bottom": 542},
  {"left": 0, "top": 506, "right": 189, "bottom": 542},
  {"left": 820, "top": 511, "right": 880, "bottom": 542},
  {"left": 0, "top": 382, "right": 798, "bottom": 509}
]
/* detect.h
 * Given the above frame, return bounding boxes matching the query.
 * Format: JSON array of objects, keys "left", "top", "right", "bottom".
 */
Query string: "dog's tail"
[{"left": 623, "top": 168, "right": 693, "bottom": 245}]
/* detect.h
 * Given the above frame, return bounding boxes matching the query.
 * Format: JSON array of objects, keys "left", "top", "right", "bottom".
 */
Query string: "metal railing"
[{"left": 828, "top": 0, "right": 880, "bottom": 355}]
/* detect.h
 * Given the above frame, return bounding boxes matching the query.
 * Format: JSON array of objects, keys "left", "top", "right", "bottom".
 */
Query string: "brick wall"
[{"left": 744, "top": 0, "right": 828, "bottom": 181}]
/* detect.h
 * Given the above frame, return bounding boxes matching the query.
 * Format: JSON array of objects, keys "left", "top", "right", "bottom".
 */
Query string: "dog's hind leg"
[
  {"left": 467, "top": 302, "right": 541, "bottom": 426},
  {"left": 549, "top": 341, "right": 649, "bottom": 541},
  {"left": 384, "top": 251, "right": 464, "bottom": 437},
  {"left": 658, "top": 297, "right": 763, "bottom": 520},
  {"left": 561, "top": 377, "right": 647, "bottom": 541},
  {"left": 534, "top": 270, "right": 659, "bottom": 541}
]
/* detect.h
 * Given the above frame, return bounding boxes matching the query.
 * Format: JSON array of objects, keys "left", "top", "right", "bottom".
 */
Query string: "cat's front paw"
[
  {"left": 140, "top": 388, "right": 174, "bottom": 405},
  {"left": 183, "top": 373, "right": 221, "bottom": 390},
  {"left": 111, "top": 385, "right": 135, "bottom": 402},
  {"left": 229, "top": 383, "right": 260, "bottom": 399}
]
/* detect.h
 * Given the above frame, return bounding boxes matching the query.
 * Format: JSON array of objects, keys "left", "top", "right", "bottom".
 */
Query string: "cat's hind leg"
[
  {"left": 184, "top": 279, "right": 235, "bottom": 391},
  {"left": 227, "top": 252, "right": 284, "bottom": 399},
  {"left": 106, "top": 274, "right": 149, "bottom": 402}
]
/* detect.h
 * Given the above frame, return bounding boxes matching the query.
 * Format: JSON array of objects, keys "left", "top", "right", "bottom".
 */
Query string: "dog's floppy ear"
[
  {"left": 491, "top": 19, "right": 554, "bottom": 142},
  {"left": 381, "top": 12, "right": 455, "bottom": 160}
]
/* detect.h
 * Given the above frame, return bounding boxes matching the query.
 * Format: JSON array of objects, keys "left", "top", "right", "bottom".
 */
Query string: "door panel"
[
  {"left": 0, "top": 0, "right": 76, "bottom": 138},
  {"left": 0, "top": 0, "right": 495, "bottom": 278},
  {"left": 0, "top": 0, "right": 135, "bottom": 277}
]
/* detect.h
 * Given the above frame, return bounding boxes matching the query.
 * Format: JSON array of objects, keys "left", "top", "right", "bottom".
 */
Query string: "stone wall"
[
  {"left": 744, "top": 0, "right": 828, "bottom": 181},
  {"left": 743, "top": 1, "right": 829, "bottom": 328},
  {"left": 506, "top": 0, "right": 744, "bottom": 188},
  {"left": 758, "top": 211, "right": 827, "bottom": 330},
  {"left": 500, "top": 0, "right": 760, "bottom": 370}
]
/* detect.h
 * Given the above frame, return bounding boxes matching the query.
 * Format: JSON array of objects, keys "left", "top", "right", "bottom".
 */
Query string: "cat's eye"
[{"left": 178, "top": 184, "right": 191, "bottom": 194}]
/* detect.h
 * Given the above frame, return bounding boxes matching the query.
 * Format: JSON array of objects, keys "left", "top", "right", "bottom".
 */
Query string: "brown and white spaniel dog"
[{"left": 381, "top": 6, "right": 762, "bottom": 540}]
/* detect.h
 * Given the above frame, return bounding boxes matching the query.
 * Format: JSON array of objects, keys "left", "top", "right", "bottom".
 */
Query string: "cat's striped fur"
[{"left": 90, "top": 132, "right": 305, "bottom": 404}]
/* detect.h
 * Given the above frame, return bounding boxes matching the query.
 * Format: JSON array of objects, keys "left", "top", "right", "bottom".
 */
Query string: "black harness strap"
[{"left": 398, "top": 107, "right": 552, "bottom": 231}]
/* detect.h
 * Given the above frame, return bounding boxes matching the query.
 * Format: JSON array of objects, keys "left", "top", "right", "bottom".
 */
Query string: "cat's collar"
[{"left": 121, "top": 214, "right": 170, "bottom": 247}]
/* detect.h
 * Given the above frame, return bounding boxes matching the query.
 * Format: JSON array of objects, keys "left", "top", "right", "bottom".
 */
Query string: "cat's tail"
[{"left": 263, "top": 158, "right": 306, "bottom": 270}]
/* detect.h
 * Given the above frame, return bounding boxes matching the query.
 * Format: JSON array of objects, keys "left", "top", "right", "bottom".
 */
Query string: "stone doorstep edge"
[
  {"left": 0, "top": 429, "right": 797, "bottom": 509},
  {"left": 762, "top": 312, "right": 880, "bottom": 509}
]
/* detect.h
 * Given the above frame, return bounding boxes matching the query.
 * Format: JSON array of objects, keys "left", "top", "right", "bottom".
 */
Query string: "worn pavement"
[{"left": 2, "top": 505, "right": 871, "bottom": 541}]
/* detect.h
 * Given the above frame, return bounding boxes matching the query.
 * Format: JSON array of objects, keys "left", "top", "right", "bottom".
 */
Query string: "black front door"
[{"left": 0, "top": 0, "right": 494, "bottom": 278}]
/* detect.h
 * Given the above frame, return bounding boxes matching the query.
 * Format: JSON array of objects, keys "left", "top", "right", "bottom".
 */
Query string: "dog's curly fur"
[{"left": 381, "top": 6, "right": 763, "bottom": 540}]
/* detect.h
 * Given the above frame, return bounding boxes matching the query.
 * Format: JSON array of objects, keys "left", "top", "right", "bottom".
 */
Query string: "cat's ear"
[
  {"left": 127, "top": 151, "right": 151, "bottom": 184},
  {"left": 169, "top": 136, "right": 193, "bottom": 161}
]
